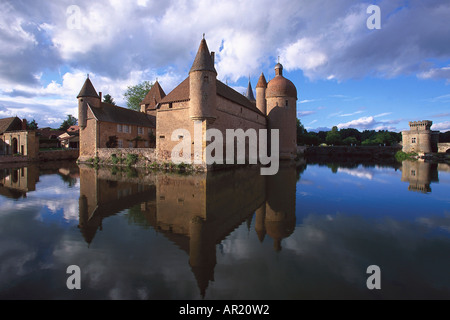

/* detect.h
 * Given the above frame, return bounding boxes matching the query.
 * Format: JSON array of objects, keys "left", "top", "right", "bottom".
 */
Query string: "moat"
[{"left": 0, "top": 160, "right": 449, "bottom": 299}]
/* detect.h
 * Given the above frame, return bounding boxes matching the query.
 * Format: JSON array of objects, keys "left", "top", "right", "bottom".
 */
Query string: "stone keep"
[{"left": 402, "top": 120, "right": 439, "bottom": 154}]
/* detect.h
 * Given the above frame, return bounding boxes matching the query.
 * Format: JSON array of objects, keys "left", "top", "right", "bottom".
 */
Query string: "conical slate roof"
[
  {"left": 77, "top": 77, "right": 99, "bottom": 99},
  {"left": 245, "top": 79, "right": 255, "bottom": 101},
  {"left": 189, "top": 38, "right": 216, "bottom": 74}
]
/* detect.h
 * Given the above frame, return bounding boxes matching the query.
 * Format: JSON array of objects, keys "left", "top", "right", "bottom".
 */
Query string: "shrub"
[
  {"left": 126, "top": 153, "right": 139, "bottom": 166},
  {"left": 111, "top": 154, "right": 119, "bottom": 164}
]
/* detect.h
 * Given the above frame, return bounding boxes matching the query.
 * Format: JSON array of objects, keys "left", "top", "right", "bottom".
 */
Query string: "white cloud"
[
  {"left": 337, "top": 116, "right": 376, "bottom": 130},
  {"left": 432, "top": 121, "right": 450, "bottom": 132}
]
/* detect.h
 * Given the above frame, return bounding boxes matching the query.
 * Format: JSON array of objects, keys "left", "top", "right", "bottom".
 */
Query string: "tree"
[
  {"left": 59, "top": 115, "right": 78, "bottom": 131},
  {"left": 103, "top": 94, "right": 116, "bottom": 105},
  {"left": 326, "top": 126, "right": 342, "bottom": 145},
  {"left": 123, "top": 81, "right": 153, "bottom": 111},
  {"left": 26, "top": 119, "right": 38, "bottom": 130}
]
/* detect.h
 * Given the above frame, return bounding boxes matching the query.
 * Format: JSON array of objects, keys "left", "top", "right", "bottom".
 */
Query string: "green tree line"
[{"left": 297, "top": 119, "right": 402, "bottom": 146}]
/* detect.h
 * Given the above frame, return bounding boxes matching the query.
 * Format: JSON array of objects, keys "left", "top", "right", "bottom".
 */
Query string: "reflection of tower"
[
  {"left": 256, "top": 164, "right": 297, "bottom": 251},
  {"left": 153, "top": 167, "right": 266, "bottom": 298},
  {"left": 189, "top": 216, "right": 216, "bottom": 299},
  {"left": 401, "top": 160, "right": 438, "bottom": 193}
]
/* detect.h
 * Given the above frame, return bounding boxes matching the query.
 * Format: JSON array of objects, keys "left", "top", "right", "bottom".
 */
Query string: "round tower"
[
  {"left": 189, "top": 37, "right": 217, "bottom": 121},
  {"left": 77, "top": 76, "right": 100, "bottom": 129},
  {"left": 256, "top": 72, "right": 267, "bottom": 115},
  {"left": 266, "top": 63, "right": 298, "bottom": 160}
]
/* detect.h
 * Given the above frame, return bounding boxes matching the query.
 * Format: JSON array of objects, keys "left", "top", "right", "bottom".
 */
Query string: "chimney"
[
  {"left": 22, "top": 119, "right": 27, "bottom": 130},
  {"left": 99, "top": 91, "right": 102, "bottom": 102},
  {"left": 211, "top": 52, "right": 215, "bottom": 66}
]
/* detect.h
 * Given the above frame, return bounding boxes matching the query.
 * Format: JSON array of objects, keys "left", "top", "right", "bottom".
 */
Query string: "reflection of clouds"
[
  {"left": 338, "top": 167, "right": 374, "bottom": 180},
  {"left": 417, "top": 213, "right": 450, "bottom": 233},
  {"left": 0, "top": 174, "right": 80, "bottom": 223}
]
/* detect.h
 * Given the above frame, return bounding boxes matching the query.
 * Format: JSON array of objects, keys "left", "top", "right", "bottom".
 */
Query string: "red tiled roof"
[
  {"left": 140, "top": 81, "right": 166, "bottom": 109},
  {"left": 159, "top": 77, "right": 264, "bottom": 116}
]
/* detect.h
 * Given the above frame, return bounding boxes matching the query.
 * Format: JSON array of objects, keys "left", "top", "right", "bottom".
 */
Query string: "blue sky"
[{"left": 0, "top": 0, "right": 449, "bottom": 132}]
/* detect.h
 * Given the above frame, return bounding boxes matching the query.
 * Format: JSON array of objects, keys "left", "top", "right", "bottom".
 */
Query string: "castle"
[
  {"left": 77, "top": 37, "right": 298, "bottom": 170},
  {"left": 401, "top": 120, "right": 439, "bottom": 155}
]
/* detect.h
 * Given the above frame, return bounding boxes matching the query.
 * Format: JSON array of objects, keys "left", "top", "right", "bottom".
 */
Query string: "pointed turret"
[
  {"left": 189, "top": 36, "right": 217, "bottom": 121},
  {"left": 77, "top": 76, "right": 100, "bottom": 99},
  {"left": 189, "top": 37, "right": 217, "bottom": 75},
  {"left": 77, "top": 76, "right": 101, "bottom": 129},
  {"left": 256, "top": 73, "right": 267, "bottom": 115},
  {"left": 245, "top": 78, "right": 256, "bottom": 102}
]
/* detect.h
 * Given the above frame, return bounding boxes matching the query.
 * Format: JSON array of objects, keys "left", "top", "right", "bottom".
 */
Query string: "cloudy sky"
[{"left": 0, "top": 0, "right": 449, "bottom": 132}]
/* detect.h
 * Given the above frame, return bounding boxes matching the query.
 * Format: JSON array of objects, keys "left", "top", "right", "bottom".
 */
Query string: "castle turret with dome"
[{"left": 266, "top": 62, "right": 298, "bottom": 160}]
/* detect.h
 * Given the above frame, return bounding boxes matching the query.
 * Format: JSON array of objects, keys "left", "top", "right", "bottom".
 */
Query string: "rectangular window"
[
  {"left": 138, "top": 127, "right": 143, "bottom": 135},
  {"left": 118, "top": 139, "right": 123, "bottom": 148},
  {"left": 117, "top": 124, "right": 122, "bottom": 132},
  {"left": 412, "top": 137, "right": 416, "bottom": 143},
  {"left": 124, "top": 125, "right": 129, "bottom": 133},
  {"left": 129, "top": 141, "right": 133, "bottom": 148}
]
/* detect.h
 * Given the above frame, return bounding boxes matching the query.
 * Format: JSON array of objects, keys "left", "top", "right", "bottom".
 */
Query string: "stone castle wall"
[{"left": 438, "top": 143, "right": 450, "bottom": 153}]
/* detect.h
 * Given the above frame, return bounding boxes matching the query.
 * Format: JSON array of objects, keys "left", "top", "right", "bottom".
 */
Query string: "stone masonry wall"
[{"left": 438, "top": 143, "right": 450, "bottom": 153}]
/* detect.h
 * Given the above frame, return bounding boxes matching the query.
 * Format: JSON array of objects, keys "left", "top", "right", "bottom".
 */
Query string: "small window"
[
  {"left": 138, "top": 127, "right": 143, "bottom": 135},
  {"left": 129, "top": 141, "right": 133, "bottom": 148},
  {"left": 169, "top": 103, "right": 173, "bottom": 109},
  {"left": 160, "top": 135, "right": 165, "bottom": 139},
  {"left": 124, "top": 125, "right": 129, "bottom": 133},
  {"left": 411, "top": 170, "right": 416, "bottom": 176},
  {"left": 412, "top": 137, "right": 416, "bottom": 143},
  {"left": 117, "top": 124, "right": 122, "bottom": 132},
  {"left": 118, "top": 139, "right": 123, "bottom": 148},
  {"left": 286, "top": 100, "right": 289, "bottom": 107}
]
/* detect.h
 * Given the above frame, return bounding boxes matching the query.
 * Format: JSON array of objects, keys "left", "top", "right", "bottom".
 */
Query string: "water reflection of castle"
[
  {"left": 401, "top": 160, "right": 449, "bottom": 193},
  {"left": 77, "top": 163, "right": 301, "bottom": 297},
  {"left": 0, "top": 166, "right": 39, "bottom": 199}
]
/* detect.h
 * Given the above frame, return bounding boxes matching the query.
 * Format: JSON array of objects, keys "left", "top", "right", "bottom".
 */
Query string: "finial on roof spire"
[
  {"left": 203, "top": 33, "right": 205, "bottom": 39},
  {"left": 87, "top": 73, "right": 89, "bottom": 79}
]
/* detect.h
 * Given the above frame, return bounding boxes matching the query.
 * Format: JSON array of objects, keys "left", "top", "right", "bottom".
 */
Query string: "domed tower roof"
[{"left": 266, "top": 63, "right": 297, "bottom": 99}]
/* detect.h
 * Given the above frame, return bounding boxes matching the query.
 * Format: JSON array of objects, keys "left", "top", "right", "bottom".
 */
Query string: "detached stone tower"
[
  {"left": 265, "top": 63, "right": 298, "bottom": 160},
  {"left": 402, "top": 120, "right": 439, "bottom": 154}
]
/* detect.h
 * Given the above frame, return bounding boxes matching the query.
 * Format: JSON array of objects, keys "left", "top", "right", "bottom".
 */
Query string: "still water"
[{"left": 0, "top": 160, "right": 449, "bottom": 300}]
